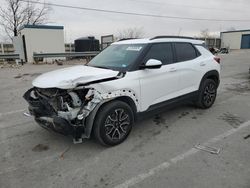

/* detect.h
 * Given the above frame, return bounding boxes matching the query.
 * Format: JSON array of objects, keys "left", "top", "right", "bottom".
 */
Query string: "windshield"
[{"left": 88, "top": 44, "right": 146, "bottom": 71}]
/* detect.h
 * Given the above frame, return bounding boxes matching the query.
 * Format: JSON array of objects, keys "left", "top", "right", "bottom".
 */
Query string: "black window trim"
[
  {"left": 142, "top": 42, "right": 175, "bottom": 66},
  {"left": 128, "top": 41, "right": 202, "bottom": 72},
  {"left": 131, "top": 42, "right": 176, "bottom": 71},
  {"left": 173, "top": 42, "right": 201, "bottom": 63}
]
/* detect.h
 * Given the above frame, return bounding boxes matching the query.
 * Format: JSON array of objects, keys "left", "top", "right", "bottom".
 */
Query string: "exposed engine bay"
[{"left": 23, "top": 87, "right": 103, "bottom": 143}]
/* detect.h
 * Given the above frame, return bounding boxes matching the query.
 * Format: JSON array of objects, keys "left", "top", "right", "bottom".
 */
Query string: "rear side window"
[
  {"left": 143, "top": 43, "right": 174, "bottom": 65},
  {"left": 174, "top": 43, "right": 197, "bottom": 62}
]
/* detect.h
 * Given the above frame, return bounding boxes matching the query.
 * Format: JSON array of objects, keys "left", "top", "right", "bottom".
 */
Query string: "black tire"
[
  {"left": 196, "top": 79, "right": 217, "bottom": 109},
  {"left": 93, "top": 100, "right": 134, "bottom": 146}
]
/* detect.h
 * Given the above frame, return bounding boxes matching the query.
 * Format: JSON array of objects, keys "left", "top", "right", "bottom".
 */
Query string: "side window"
[
  {"left": 143, "top": 43, "right": 174, "bottom": 65},
  {"left": 175, "top": 43, "right": 197, "bottom": 62}
]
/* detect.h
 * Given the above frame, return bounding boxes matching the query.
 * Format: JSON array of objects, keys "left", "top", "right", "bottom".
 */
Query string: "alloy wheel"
[
  {"left": 203, "top": 83, "right": 216, "bottom": 106},
  {"left": 104, "top": 108, "right": 130, "bottom": 141}
]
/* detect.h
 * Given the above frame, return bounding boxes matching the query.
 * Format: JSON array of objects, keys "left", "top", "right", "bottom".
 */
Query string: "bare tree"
[
  {"left": 227, "top": 27, "right": 236, "bottom": 31},
  {"left": 0, "top": 0, "right": 51, "bottom": 39},
  {"left": 117, "top": 27, "right": 145, "bottom": 40},
  {"left": 200, "top": 29, "right": 211, "bottom": 39}
]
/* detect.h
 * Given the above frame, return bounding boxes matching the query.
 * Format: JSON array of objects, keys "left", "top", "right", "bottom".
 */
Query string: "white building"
[
  {"left": 15, "top": 25, "right": 65, "bottom": 63},
  {"left": 221, "top": 30, "right": 250, "bottom": 50}
]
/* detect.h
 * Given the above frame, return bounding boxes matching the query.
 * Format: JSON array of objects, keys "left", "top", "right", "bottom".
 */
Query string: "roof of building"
[
  {"left": 19, "top": 24, "right": 64, "bottom": 30},
  {"left": 75, "top": 36, "right": 97, "bottom": 41},
  {"left": 113, "top": 37, "right": 204, "bottom": 45},
  {"left": 221, "top": 29, "right": 250, "bottom": 34}
]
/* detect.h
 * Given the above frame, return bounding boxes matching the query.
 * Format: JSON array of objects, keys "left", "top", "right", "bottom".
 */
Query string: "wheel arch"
[
  {"left": 84, "top": 96, "right": 137, "bottom": 138},
  {"left": 199, "top": 70, "right": 220, "bottom": 90},
  {"left": 115, "top": 96, "right": 137, "bottom": 117}
]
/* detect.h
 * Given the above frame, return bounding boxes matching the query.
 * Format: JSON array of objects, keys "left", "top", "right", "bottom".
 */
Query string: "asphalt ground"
[{"left": 0, "top": 51, "right": 250, "bottom": 188}]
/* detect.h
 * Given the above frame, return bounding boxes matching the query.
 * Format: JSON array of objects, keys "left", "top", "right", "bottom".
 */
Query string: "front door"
[{"left": 137, "top": 43, "right": 181, "bottom": 111}]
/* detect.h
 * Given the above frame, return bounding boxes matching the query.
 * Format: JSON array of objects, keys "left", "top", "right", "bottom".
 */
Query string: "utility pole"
[
  {"left": 1, "top": 43, "right": 4, "bottom": 54},
  {"left": 178, "top": 28, "right": 182, "bottom": 36}
]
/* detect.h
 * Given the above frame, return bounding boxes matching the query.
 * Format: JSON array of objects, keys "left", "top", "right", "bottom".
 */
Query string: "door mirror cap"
[{"left": 141, "top": 59, "right": 162, "bottom": 69}]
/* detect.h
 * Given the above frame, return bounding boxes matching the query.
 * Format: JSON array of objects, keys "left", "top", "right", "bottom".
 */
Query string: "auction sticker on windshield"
[{"left": 126, "top": 46, "right": 143, "bottom": 51}]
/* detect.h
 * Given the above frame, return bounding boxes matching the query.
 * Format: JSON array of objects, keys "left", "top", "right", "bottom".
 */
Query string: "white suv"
[{"left": 24, "top": 36, "right": 221, "bottom": 146}]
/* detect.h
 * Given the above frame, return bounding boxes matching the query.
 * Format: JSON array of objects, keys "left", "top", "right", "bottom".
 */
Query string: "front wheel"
[
  {"left": 93, "top": 101, "right": 134, "bottom": 146},
  {"left": 196, "top": 79, "right": 217, "bottom": 109}
]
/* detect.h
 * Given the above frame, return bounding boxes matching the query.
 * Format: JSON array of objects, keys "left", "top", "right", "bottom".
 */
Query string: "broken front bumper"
[{"left": 23, "top": 88, "right": 84, "bottom": 139}]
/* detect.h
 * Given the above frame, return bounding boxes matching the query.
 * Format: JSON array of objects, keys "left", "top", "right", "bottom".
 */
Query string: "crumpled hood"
[{"left": 32, "top": 65, "right": 119, "bottom": 89}]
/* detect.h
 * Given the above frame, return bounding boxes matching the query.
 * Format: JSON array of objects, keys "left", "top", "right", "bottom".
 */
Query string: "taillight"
[{"left": 214, "top": 57, "right": 221, "bottom": 64}]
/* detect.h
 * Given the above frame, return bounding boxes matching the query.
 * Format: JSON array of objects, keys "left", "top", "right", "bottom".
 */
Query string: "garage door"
[{"left": 241, "top": 34, "right": 250, "bottom": 49}]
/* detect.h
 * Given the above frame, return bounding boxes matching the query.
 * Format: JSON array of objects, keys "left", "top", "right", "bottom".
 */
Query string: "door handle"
[
  {"left": 200, "top": 62, "right": 206, "bottom": 66},
  {"left": 169, "top": 67, "right": 177, "bottom": 72}
]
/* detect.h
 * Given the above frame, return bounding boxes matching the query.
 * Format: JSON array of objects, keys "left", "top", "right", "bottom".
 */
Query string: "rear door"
[{"left": 173, "top": 42, "right": 204, "bottom": 95}]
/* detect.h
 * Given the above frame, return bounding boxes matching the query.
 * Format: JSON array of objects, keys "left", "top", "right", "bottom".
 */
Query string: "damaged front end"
[{"left": 23, "top": 87, "right": 102, "bottom": 143}]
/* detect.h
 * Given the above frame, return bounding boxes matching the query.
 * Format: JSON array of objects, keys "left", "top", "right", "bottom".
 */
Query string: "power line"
[
  {"left": 124, "top": 0, "right": 246, "bottom": 13},
  {"left": 20, "top": 0, "right": 250, "bottom": 22}
]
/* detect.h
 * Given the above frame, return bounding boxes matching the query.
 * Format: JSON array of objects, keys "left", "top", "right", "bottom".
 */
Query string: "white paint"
[
  {"left": 0, "top": 109, "right": 25, "bottom": 117},
  {"left": 221, "top": 31, "right": 250, "bottom": 49},
  {"left": 145, "top": 59, "right": 162, "bottom": 67},
  {"left": 32, "top": 65, "right": 118, "bottom": 89},
  {"left": 136, "top": 46, "right": 219, "bottom": 111},
  {"left": 114, "top": 120, "right": 250, "bottom": 188}
]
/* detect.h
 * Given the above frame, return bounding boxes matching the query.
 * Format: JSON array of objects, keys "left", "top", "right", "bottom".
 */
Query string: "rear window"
[{"left": 174, "top": 43, "right": 197, "bottom": 62}]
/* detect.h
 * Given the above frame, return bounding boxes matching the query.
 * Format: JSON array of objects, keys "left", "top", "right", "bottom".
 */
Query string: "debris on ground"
[
  {"left": 244, "top": 135, "right": 250, "bottom": 140},
  {"left": 55, "top": 59, "right": 63, "bottom": 66},
  {"left": 14, "top": 73, "right": 41, "bottom": 79},
  {"left": 178, "top": 111, "right": 189, "bottom": 119},
  {"left": 60, "top": 146, "right": 71, "bottom": 159},
  {"left": 218, "top": 112, "right": 245, "bottom": 128},
  {"left": 1, "top": 64, "right": 22, "bottom": 69},
  {"left": 32, "top": 144, "right": 49, "bottom": 152},
  {"left": 23, "top": 112, "right": 32, "bottom": 117},
  {"left": 226, "top": 80, "right": 250, "bottom": 93},
  {"left": 153, "top": 114, "right": 166, "bottom": 126},
  {"left": 195, "top": 144, "right": 220, "bottom": 154}
]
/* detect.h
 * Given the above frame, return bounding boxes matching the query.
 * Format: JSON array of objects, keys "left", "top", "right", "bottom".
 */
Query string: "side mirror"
[{"left": 140, "top": 59, "right": 162, "bottom": 69}]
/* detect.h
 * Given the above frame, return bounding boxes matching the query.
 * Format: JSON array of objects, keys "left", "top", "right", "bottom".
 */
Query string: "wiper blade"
[{"left": 93, "top": 66, "right": 111, "bottom": 70}]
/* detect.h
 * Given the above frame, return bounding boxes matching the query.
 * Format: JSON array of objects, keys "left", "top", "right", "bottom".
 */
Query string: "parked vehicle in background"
[
  {"left": 209, "top": 47, "right": 220, "bottom": 55},
  {"left": 24, "top": 36, "right": 221, "bottom": 146},
  {"left": 219, "top": 48, "right": 229, "bottom": 54}
]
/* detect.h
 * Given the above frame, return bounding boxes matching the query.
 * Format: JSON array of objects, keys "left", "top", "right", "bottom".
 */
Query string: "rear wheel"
[
  {"left": 196, "top": 79, "right": 217, "bottom": 109},
  {"left": 93, "top": 101, "right": 134, "bottom": 146}
]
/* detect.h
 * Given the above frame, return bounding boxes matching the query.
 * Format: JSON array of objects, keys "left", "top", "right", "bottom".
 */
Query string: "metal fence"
[
  {"left": 0, "top": 53, "right": 20, "bottom": 60},
  {"left": 0, "top": 51, "right": 99, "bottom": 62},
  {"left": 196, "top": 38, "right": 221, "bottom": 49},
  {"left": 33, "top": 51, "right": 99, "bottom": 59}
]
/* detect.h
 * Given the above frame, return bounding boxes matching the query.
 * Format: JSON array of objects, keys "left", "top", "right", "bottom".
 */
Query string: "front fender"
[{"left": 83, "top": 88, "right": 139, "bottom": 138}]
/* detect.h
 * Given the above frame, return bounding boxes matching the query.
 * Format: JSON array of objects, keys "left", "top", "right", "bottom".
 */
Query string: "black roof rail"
[
  {"left": 150, "top": 36, "right": 195, "bottom": 40},
  {"left": 118, "top": 38, "right": 138, "bottom": 41}
]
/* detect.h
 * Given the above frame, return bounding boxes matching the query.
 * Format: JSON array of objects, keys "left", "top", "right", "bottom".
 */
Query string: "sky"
[{"left": 0, "top": 0, "right": 250, "bottom": 42}]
